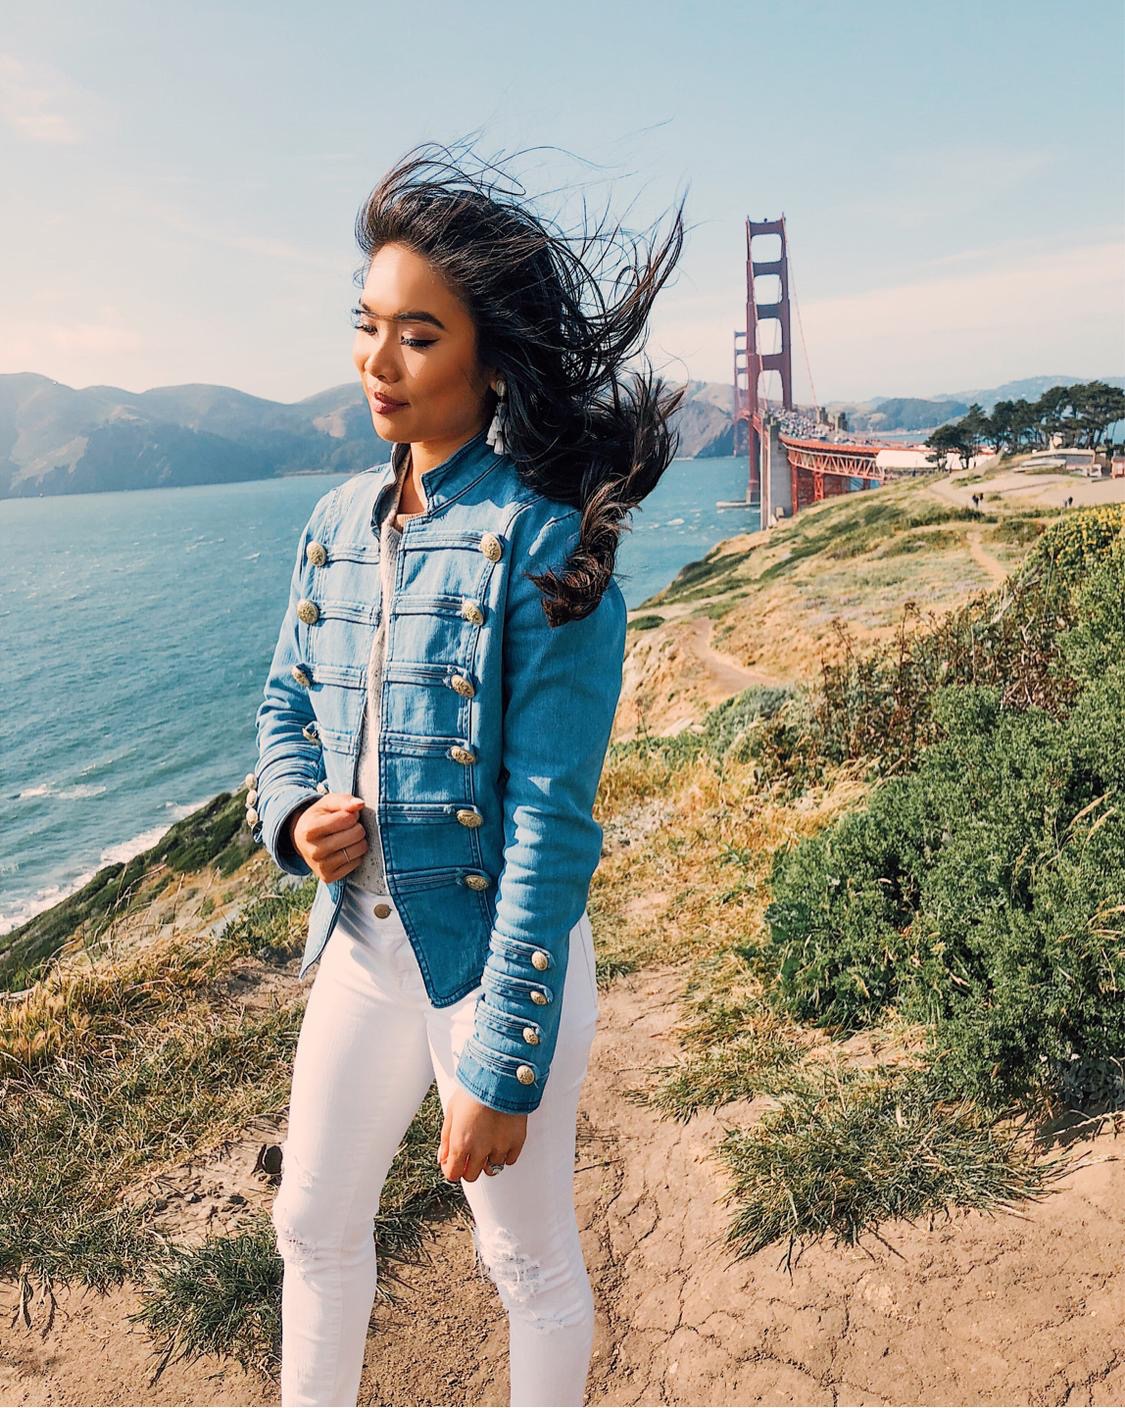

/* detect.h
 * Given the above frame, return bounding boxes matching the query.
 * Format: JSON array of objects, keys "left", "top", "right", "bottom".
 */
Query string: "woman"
[{"left": 249, "top": 140, "right": 686, "bottom": 1407}]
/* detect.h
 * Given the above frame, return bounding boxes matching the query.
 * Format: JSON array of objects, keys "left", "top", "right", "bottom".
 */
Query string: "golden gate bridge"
[{"left": 727, "top": 215, "right": 932, "bottom": 525}]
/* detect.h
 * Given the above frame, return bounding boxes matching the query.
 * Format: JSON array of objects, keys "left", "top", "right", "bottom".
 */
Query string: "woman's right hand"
[{"left": 287, "top": 794, "right": 367, "bottom": 882}]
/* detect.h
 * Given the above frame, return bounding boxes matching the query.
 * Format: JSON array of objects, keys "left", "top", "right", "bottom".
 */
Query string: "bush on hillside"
[
  {"left": 751, "top": 505, "right": 1124, "bottom": 786},
  {"left": 751, "top": 517, "right": 1125, "bottom": 1112}
]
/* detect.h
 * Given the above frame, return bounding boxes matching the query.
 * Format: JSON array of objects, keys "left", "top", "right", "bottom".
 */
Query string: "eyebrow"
[{"left": 358, "top": 299, "right": 448, "bottom": 332}]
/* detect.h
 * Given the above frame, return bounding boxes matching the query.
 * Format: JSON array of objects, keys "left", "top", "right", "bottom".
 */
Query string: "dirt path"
[
  {"left": 683, "top": 615, "right": 788, "bottom": 697},
  {"left": 965, "top": 528, "right": 1008, "bottom": 586},
  {"left": 3, "top": 961, "right": 1124, "bottom": 1405}
]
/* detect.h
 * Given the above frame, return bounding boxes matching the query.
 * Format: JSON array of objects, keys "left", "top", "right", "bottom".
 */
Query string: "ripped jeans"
[{"left": 271, "top": 880, "right": 600, "bottom": 1407}]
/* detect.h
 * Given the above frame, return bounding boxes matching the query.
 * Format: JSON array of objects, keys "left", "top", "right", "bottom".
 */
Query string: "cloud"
[
  {"left": 803, "top": 239, "right": 1124, "bottom": 342},
  {"left": 0, "top": 52, "right": 84, "bottom": 143},
  {"left": 1, "top": 315, "right": 143, "bottom": 370},
  {"left": 647, "top": 238, "right": 1124, "bottom": 399}
]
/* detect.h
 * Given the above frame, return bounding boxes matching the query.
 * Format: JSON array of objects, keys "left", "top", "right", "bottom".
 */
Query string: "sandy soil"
[
  {"left": 4, "top": 958, "right": 1122, "bottom": 1407},
  {"left": 933, "top": 466, "right": 1125, "bottom": 512}
]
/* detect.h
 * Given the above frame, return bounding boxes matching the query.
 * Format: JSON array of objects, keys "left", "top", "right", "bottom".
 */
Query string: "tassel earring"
[{"left": 486, "top": 375, "right": 508, "bottom": 456}]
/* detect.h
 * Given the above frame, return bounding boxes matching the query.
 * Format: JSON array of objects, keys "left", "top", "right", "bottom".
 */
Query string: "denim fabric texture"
[{"left": 250, "top": 427, "right": 628, "bottom": 1114}]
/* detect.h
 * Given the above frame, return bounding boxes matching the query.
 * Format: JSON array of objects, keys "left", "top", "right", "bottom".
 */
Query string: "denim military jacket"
[{"left": 248, "top": 427, "right": 628, "bottom": 1115}]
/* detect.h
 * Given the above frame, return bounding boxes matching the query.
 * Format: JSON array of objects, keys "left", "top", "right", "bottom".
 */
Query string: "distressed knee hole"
[
  {"left": 470, "top": 1224, "right": 588, "bottom": 1331},
  {"left": 270, "top": 1146, "right": 323, "bottom": 1267}
]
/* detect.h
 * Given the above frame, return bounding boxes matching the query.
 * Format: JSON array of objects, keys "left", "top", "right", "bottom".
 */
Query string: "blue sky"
[{"left": 3, "top": 0, "right": 1122, "bottom": 406}]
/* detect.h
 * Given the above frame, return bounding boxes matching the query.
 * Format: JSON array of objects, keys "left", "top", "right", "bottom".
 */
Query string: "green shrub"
[{"left": 754, "top": 669, "right": 1125, "bottom": 1110}]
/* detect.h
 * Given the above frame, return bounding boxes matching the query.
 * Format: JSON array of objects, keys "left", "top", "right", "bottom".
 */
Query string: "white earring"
[{"left": 486, "top": 375, "right": 508, "bottom": 456}]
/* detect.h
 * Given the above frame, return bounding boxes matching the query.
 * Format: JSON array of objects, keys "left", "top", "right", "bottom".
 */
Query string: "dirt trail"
[
  {"left": 683, "top": 616, "right": 787, "bottom": 698},
  {"left": 965, "top": 528, "right": 1008, "bottom": 586},
  {"left": 6, "top": 959, "right": 1122, "bottom": 1406}
]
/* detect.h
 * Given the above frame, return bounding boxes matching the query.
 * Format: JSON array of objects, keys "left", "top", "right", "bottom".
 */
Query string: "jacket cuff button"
[
  {"left": 515, "top": 1064, "right": 536, "bottom": 1084},
  {"left": 531, "top": 949, "right": 550, "bottom": 970}
]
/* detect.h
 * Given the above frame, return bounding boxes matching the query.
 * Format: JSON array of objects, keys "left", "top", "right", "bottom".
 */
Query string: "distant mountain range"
[
  {"left": 832, "top": 375, "right": 1125, "bottom": 433},
  {"left": 2, "top": 371, "right": 1120, "bottom": 498}
]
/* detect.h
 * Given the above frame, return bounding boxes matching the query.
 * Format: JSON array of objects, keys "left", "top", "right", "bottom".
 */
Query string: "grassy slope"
[{"left": 2, "top": 462, "right": 1113, "bottom": 1375}]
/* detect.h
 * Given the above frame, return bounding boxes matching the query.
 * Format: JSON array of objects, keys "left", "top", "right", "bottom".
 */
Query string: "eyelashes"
[{"left": 350, "top": 305, "right": 436, "bottom": 349}]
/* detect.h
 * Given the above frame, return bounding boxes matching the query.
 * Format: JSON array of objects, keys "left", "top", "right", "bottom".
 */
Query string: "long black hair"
[{"left": 353, "top": 136, "right": 689, "bottom": 625}]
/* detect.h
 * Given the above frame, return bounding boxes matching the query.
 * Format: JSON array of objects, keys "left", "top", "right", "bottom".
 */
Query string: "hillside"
[
  {"left": 3, "top": 463, "right": 1123, "bottom": 1406},
  {"left": 0, "top": 374, "right": 735, "bottom": 498}
]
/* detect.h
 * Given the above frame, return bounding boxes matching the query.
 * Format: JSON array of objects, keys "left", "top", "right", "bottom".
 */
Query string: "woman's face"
[{"left": 352, "top": 242, "right": 495, "bottom": 452}]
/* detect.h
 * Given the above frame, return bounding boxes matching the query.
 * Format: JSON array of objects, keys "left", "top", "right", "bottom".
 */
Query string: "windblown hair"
[{"left": 353, "top": 136, "right": 689, "bottom": 625}]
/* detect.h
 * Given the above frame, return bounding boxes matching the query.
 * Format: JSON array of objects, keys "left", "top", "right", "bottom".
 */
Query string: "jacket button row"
[
  {"left": 460, "top": 599, "right": 485, "bottom": 625},
  {"left": 296, "top": 598, "right": 319, "bottom": 625},
  {"left": 456, "top": 808, "right": 483, "bottom": 829},
  {"left": 450, "top": 674, "right": 476, "bottom": 698},
  {"left": 479, "top": 533, "right": 503, "bottom": 563},
  {"left": 306, "top": 541, "right": 328, "bottom": 567},
  {"left": 244, "top": 772, "right": 257, "bottom": 790},
  {"left": 247, "top": 787, "right": 258, "bottom": 806},
  {"left": 530, "top": 989, "right": 549, "bottom": 1005},
  {"left": 515, "top": 1064, "right": 537, "bottom": 1085},
  {"left": 291, "top": 664, "right": 312, "bottom": 688},
  {"left": 531, "top": 949, "right": 550, "bottom": 971},
  {"left": 449, "top": 744, "right": 476, "bottom": 765},
  {"left": 246, "top": 807, "right": 260, "bottom": 827},
  {"left": 522, "top": 1026, "right": 540, "bottom": 1045}
]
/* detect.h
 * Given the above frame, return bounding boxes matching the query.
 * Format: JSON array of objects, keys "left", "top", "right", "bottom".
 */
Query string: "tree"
[
  {"left": 986, "top": 399, "right": 1016, "bottom": 455},
  {"left": 1072, "top": 381, "right": 1125, "bottom": 447},
  {"left": 925, "top": 423, "right": 966, "bottom": 471},
  {"left": 960, "top": 403, "right": 990, "bottom": 464}
]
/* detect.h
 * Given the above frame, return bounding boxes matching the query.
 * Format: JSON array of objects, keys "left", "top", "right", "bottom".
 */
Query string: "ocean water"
[{"left": 1, "top": 454, "right": 758, "bottom": 934}]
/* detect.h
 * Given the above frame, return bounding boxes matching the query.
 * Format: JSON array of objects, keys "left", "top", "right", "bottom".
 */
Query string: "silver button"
[
  {"left": 244, "top": 772, "right": 257, "bottom": 790},
  {"left": 515, "top": 1064, "right": 536, "bottom": 1084},
  {"left": 530, "top": 989, "right": 548, "bottom": 1006},
  {"left": 464, "top": 873, "right": 490, "bottom": 891},
  {"left": 480, "top": 533, "right": 503, "bottom": 562},
  {"left": 461, "top": 600, "right": 485, "bottom": 625},
  {"left": 296, "top": 598, "right": 320, "bottom": 625},
  {"left": 450, "top": 674, "right": 476, "bottom": 698},
  {"left": 456, "top": 808, "right": 483, "bottom": 828},
  {"left": 245, "top": 807, "right": 260, "bottom": 827},
  {"left": 522, "top": 1026, "right": 540, "bottom": 1045},
  {"left": 531, "top": 949, "right": 550, "bottom": 971},
  {"left": 291, "top": 664, "right": 312, "bottom": 687},
  {"left": 449, "top": 744, "right": 477, "bottom": 765},
  {"left": 306, "top": 541, "right": 328, "bottom": 567},
  {"left": 373, "top": 902, "right": 392, "bottom": 918}
]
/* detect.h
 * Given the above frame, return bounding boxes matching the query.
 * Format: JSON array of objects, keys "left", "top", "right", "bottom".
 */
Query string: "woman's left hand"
[{"left": 439, "top": 1086, "right": 528, "bottom": 1182}]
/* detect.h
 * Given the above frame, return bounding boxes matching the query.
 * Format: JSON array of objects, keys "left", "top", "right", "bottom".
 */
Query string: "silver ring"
[{"left": 485, "top": 1161, "right": 505, "bottom": 1175}]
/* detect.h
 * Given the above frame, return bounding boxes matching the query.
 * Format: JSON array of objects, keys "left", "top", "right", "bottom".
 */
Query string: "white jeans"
[{"left": 271, "top": 881, "right": 600, "bottom": 1407}]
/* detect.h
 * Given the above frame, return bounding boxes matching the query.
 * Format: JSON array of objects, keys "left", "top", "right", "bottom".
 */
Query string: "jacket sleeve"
[
  {"left": 454, "top": 509, "right": 628, "bottom": 1115},
  {"left": 247, "top": 494, "right": 333, "bottom": 877}
]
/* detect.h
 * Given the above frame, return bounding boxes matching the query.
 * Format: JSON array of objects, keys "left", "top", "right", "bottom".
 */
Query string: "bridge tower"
[{"left": 734, "top": 215, "right": 795, "bottom": 503}]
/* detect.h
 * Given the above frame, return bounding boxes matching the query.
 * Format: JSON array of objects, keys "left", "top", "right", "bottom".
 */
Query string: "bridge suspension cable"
[{"left": 783, "top": 220, "right": 819, "bottom": 412}]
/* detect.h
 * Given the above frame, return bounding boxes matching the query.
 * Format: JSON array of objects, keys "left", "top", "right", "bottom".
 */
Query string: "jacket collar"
[{"left": 369, "top": 426, "right": 496, "bottom": 530}]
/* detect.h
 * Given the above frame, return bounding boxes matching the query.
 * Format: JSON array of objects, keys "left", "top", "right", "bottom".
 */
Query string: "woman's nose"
[{"left": 362, "top": 338, "right": 398, "bottom": 382}]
